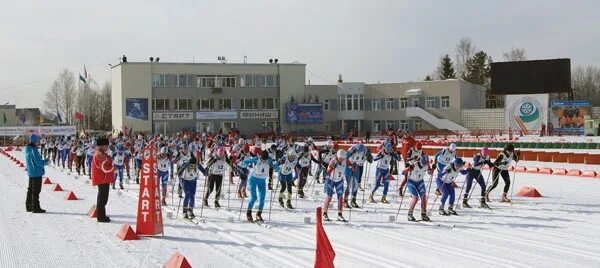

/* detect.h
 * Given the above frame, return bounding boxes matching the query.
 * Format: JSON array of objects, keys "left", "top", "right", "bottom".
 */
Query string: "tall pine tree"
[
  {"left": 462, "top": 51, "right": 492, "bottom": 85},
  {"left": 437, "top": 54, "right": 456, "bottom": 80}
]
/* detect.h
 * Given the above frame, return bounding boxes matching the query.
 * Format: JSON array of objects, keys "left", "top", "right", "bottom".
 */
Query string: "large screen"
[{"left": 491, "top": 58, "right": 571, "bottom": 94}]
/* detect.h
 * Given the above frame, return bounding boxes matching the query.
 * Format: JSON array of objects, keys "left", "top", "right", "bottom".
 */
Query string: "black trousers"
[
  {"left": 26, "top": 177, "right": 42, "bottom": 210},
  {"left": 76, "top": 155, "right": 85, "bottom": 175},
  {"left": 97, "top": 184, "right": 110, "bottom": 220},
  {"left": 205, "top": 174, "right": 223, "bottom": 201},
  {"left": 487, "top": 169, "right": 511, "bottom": 195}
]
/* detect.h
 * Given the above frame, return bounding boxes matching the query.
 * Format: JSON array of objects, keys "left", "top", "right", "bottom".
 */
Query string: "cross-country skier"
[
  {"left": 486, "top": 144, "right": 519, "bottom": 203},
  {"left": 242, "top": 151, "right": 279, "bottom": 222},
  {"left": 204, "top": 147, "right": 231, "bottom": 208},
  {"left": 369, "top": 142, "right": 400, "bottom": 204},
  {"left": 157, "top": 147, "right": 171, "bottom": 206},
  {"left": 433, "top": 143, "right": 457, "bottom": 195},
  {"left": 277, "top": 148, "right": 298, "bottom": 209},
  {"left": 75, "top": 141, "right": 86, "bottom": 175},
  {"left": 111, "top": 144, "right": 129, "bottom": 190},
  {"left": 266, "top": 144, "right": 278, "bottom": 190},
  {"left": 314, "top": 141, "right": 335, "bottom": 184},
  {"left": 344, "top": 143, "right": 369, "bottom": 208},
  {"left": 399, "top": 142, "right": 423, "bottom": 196},
  {"left": 86, "top": 140, "right": 95, "bottom": 176},
  {"left": 176, "top": 145, "right": 192, "bottom": 198},
  {"left": 403, "top": 155, "right": 432, "bottom": 221},
  {"left": 295, "top": 146, "right": 312, "bottom": 198},
  {"left": 178, "top": 157, "right": 206, "bottom": 219},
  {"left": 463, "top": 147, "right": 493, "bottom": 208},
  {"left": 438, "top": 157, "right": 468, "bottom": 215},
  {"left": 235, "top": 144, "right": 254, "bottom": 198},
  {"left": 322, "top": 149, "right": 349, "bottom": 222}
]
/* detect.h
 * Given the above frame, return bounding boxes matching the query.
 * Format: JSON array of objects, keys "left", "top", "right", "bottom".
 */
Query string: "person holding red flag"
[{"left": 91, "top": 136, "right": 115, "bottom": 223}]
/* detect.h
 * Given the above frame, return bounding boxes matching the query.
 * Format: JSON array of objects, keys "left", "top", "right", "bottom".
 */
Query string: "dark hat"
[{"left": 96, "top": 137, "right": 109, "bottom": 146}]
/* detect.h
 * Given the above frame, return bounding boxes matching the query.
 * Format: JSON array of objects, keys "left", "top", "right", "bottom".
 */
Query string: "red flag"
[
  {"left": 315, "top": 207, "right": 335, "bottom": 268},
  {"left": 75, "top": 112, "right": 84, "bottom": 121}
]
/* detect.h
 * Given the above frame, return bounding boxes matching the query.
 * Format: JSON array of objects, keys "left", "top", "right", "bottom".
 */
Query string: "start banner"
[{"left": 136, "top": 141, "right": 164, "bottom": 236}]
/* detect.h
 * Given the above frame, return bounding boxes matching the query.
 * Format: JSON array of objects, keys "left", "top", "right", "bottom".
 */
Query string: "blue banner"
[
  {"left": 551, "top": 100, "right": 591, "bottom": 107},
  {"left": 285, "top": 103, "right": 323, "bottom": 123},
  {"left": 126, "top": 98, "right": 148, "bottom": 121},
  {"left": 550, "top": 100, "right": 591, "bottom": 134}
]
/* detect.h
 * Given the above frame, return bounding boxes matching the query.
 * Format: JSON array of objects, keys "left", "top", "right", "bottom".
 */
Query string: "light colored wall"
[
  {"left": 0, "top": 105, "right": 17, "bottom": 126},
  {"left": 278, "top": 64, "right": 306, "bottom": 133},
  {"left": 461, "top": 108, "right": 504, "bottom": 130},
  {"left": 120, "top": 63, "right": 152, "bottom": 133},
  {"left": 111, "top": 66, "right": 123, "bottom": 131}
]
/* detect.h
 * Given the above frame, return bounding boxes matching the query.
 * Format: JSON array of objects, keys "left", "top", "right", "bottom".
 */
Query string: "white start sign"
[
  {"left": 152, "top": 112, "right": 194, "bottom": 120},
  {"left": 239, "top": 110, "right": 278, "bottom": 119}
]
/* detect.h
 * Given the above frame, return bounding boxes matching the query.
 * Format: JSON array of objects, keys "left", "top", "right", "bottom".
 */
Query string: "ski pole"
[
  {"left": 425, "top": 171, "right": 435, "bottom": 201},
  {"left": 455, "top": 176, "right": 467, "bottom": 209},
  {"left": 361, "top": 164, "right": 370, "bottom": 205},
  {"left": 468, "top": 168, "right": 492, "bottom": 200},
  {"left": 238, "top": 195, "right": 246, "bottom": 221},
  {"left": 486, "top": 166, "right": 502, "bottom": 202},
  {"left": 428, "top": 193, "right": 439, "bottom": 216},
  {"left": 227, "top": 167, "right": 231, "bottom": 209},
  {"left": 268, "top": 173, "right": 280, "bottom": 221},
  {"left": 199, "top": 174, "right": 209, "bottom": 218},
  {"left": 509, "top": 162, "right": 519, "bottom": 205},
  {"left": 176, "top": 179, "right": 183, "bottom": 219},
  {"left": 394, "top": 172, "right": 409, "bottom": 221}
]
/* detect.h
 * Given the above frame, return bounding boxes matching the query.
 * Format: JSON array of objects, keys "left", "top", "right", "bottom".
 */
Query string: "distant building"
[{"left": 0, "top": 105, "right": 17, "bottom": 126}]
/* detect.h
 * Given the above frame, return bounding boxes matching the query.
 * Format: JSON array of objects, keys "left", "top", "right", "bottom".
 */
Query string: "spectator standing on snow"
[
  {"left": 25, "top": 134, "right": 49, "bottom": 213},
  {"left": 91, "top": 137, "right": 115, "bottom": 223}
]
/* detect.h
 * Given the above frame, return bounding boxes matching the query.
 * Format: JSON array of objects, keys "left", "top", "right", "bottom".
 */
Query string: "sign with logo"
[
  {"left": 196, "top": 111, "right": 237, "bottom": 120},
  {"left": 136, "top": 141, "right": 164, "bottom": 236},
  {"left": 505, "top": 94, "right": 548, "bottom": 135},
  {"left": 285, "top": 103, "right": 323, "bottom": 123},
  {"left": 126, "top": 98, "right": 148, "bottom": 121},
  {"left": 550, "top": 100, "right": 592, "bottom": 134},
  {"left": 240, "top": 110, "right": 278, "bottom": 119},
  {"left": 153, "top": 112, "right": 194, "bottom": 120}
]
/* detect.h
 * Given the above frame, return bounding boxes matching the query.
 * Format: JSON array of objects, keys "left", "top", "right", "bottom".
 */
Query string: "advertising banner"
[
  {"left": 126, "top": 98, "right": 149, "bottom": 121},
  {"left": 505, "top": 94, "right": 548, "bottom": 134},
  {"left": 136, "top": 141, "right": 164, "bottom": 236},
  {"left": 239, "top": 110, "right": 278, "bottom": 119},
  {"left": 550, "top": 100, "right": 591, "bottom": 134},
  {"left": 285, "top": 103, "right": 323, "bottom": 123},
  {"left": 195, "top": 111, "right": 237, "bottom": 120},
  {"left": 152, "top": 112, "right": 194, "bottom": 120},
  {"left": 0, "top": 126, "right": 77, "bottom": 136}
]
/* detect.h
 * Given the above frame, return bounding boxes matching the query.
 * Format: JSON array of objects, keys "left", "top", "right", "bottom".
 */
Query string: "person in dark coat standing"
[
  {"left": 91, "top": 137, "right": 115, "bottom": 223},
  {"left": 25, "top": 134, "right": 49, "bottom": 213}
]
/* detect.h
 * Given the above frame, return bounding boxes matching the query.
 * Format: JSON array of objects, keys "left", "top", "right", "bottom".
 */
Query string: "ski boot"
[
  {"left": 162, "top": 197, "right": 167, "bottom": 206},
  {"left": 407, "top": 210, "right": 416, "bottom": 222},
  {"left": 448, "top": 205, "right": 458, "bottom": 216},
  {"left": 188, "top": 209, "right": 196, "bottom": 219},
  {"left": 344, "top": 200, "right": 351, "bottom": 209},
  {"left": 485, "top": 191, "right": 491, "bottom": 203},
  {"left": 322, "top": 212, "right": 331, "bottom": 222},
  {"left": 358, "top": 184, "right": 364, "bottom": 191},
  {"left": 268, "top": 183, "right": 273, "bottom": 191},
  {"left": 381, "top": 196, "right": 389, "bottom": 204},
  {"left": 237, "top": 190, "right": 243, "bottom": 199},
  {"left": 439, "top": 205, "right": 449, "bottom": 216},
  {"left": 214, "top": 200, "right": 221, "bottom": 208},
  {"left": 337, "top": 212, "right": 347, "bottom": 222},
  {"left": 183, "top": 208, "right": 189, "bottom": 219},
  {"left": 369, "top": 194, "right": 376, "bottom": 203},
  {"left": 435, "top": 189, "right": 442, "bottom": 196},
  {"left": 298, "top": 189, "right": 305, "bottom": 199},
  {"left": 462, "top": 197, "right": 471, "bottom": 208},
  {"left": 178, "top": 188, "right": 183, "bottom": 198},
  {"left": 203, "top": 199, "right": 209, "bottom": 207},
  {"left": 112, "top": 183, "right": 116, "bottom": 190},
  {"left": 255, "top": 211, "right": 264, "bottom": 222},
  {"left": 278, "top": 196, "right": 285, "bottom": 207},
  {"left": 119, "top": 183, "right": 124, "bottom": 190},
  {"left": 351, "top": 198, "right": 360, "bottom": 208},
  {"left": 286, "top": 200, "right": 294, "bottom": 209},
  {"left": 480, "top": 197, "right": 491, "bottom": 209},
  {"left": 399, "top": 187, "right": 404, "bottom": 197},
  {"left": 246, "top": 209, "right": 254, "bottom": 222},
  {"left": 242, "top": 190, "right": 247, "bottom": 198},
  {"left": 421, "top": 212, "right": 431, "bottom": 222},
  {"left": 501, "top": 193, "right": 511, "bottom": 203}
]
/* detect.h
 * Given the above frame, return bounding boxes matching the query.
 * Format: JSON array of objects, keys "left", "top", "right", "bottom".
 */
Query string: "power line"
[{"left": 306, "top": 67, "right": 336, "bottom": 84}]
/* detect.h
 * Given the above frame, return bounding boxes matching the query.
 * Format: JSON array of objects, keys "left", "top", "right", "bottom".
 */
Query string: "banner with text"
[
  {"left": 196, "top": 111, "right": 237, "bottom": 120},
  {"left": 285, "top": 103, "right": 323, "bottom": 123},
  {"left": 505, "top": 94, "right": 548, "bottom": 134},
  {"left": 240, "top": 110, "right": 278, "bottom": 119},
  {"left": 0, "top": 126, "right": 77, "bottom": 136},
  {"left": 153, "top": 112, "right": 194, "bottom": 120},
  {"left": 550, "top": 100, "right": 591, "bottom": 134},
  {"left": 136, "top": 141, "right": 164, "bottom": 236}
]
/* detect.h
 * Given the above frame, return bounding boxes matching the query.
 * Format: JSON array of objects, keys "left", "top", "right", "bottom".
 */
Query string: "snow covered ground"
[{"left": 2, "top": 149, "right": 600, "bottom": 268}]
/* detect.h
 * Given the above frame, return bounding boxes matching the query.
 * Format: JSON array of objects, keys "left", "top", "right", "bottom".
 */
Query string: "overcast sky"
[{"left": 1, "top": 0, "right": 599, "bottom": 109}]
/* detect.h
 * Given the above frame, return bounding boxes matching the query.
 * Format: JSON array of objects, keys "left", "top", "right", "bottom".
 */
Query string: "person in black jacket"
[{"left": 485, "top": 144, "right": 519, "bottom": 203}]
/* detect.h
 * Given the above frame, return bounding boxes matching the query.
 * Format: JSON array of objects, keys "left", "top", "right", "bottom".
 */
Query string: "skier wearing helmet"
[
  {"left": 344, "top": 143, "right": 370, "bottom": 208},
  {"left": 322, "top": 149, "right": 349, "bottom": 222},
  {"left": 399, "top": 141, "right": 423, "bottom": 196},
  {"left": 369, "top": 142, "right": 400, "bottom": 204},
  {"left": 463, "top": 147, "right": 493, "bottom": 209},
  {"left": 403, "top": 155, "right": 433, "bottom": 221},
  {"left": 242, "top": 150, "right": 280, "bottom": 222},
  {"left": 277, "top": 149, "right": 299, "bottom": 209},
  {"left": 434, "top": 143, "right": 457, "bottom": 195},
  {"left": 438, "top": 157, "right": 468, "bottom": 215},
  {"left": 204, "top": 147, "right": 231, "bottom": 208},
  {"left": 486, "top": 144, "right": 519, "bottom": 203}
]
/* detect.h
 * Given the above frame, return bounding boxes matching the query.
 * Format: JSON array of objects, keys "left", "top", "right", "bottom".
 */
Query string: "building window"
[
  {"left": 218, "top": 99, "right": 233, "bottom": 110},
  {"left": 261, "top": 121, "right": 278, "bottom": 132},
  {"left": 154, "top": 122, "right": 169, "bottom": 135},
  {"left": 324, "top": 100, "right": 329, "bottom": 111},
  {"left": 196, "top": 98, "right": 214, "bottom": 110},
  {"left": 174, "top": 98, "right": 192, "bottom": 110},
  {"left": 196, "top": 122, "right": 214, "bottom": 133},
  {"left": 240, "top": 75, "right": 256, "bottom": 87},
  {"left": 338, "top": 95, "right": 346, "bottom": 111},
  {"left": 400, "top": 98, "right": 408, "bottom": 109},
  {"left": 359, "top": 95, "right": 364, "bottom": 110},
  {"left": 218, "top": 76, "right": 236, "bottom": 88},
  {"left": 412, "top": 98, "right": 420, "bottom": 108},
  {"left": 441, "top": 96, "right": 450, "bottom": 108},
  {"left": 263, "top": 75, "right": 279, "bottom": 87},
  {"left": 386, "top": 121, "right": 395, "bottom": 131},
  {"left": 415, "top": 120, "right": 423, "bottom": 130},
  {"left": 222, "top": 121, "right": 237, "bottom": 132},
  {"left": 240, "top": 98, "right": 258, "bottom": 110},
  {"left": 152, "top": 99, "right": 170, "bottom": 111},
  {"left": 152, "top": 74, "right": 167, "bottom": 87},
  {"left": 386, "top": 98, "right": 395, "bottom": 110},
  {"left": 426, "top": 97, "right": 435, "bottom": 109},
  {"left": 400, "top": 120, "right": 408, "bottom": 131},
  {"left": 175, "top": 75, "right": 192, "bottom": 87},
  {"left": 372, "top": 99, "right": 381, "bottom": 111},
  {"left": 373, "top": 120, "right": 382, "bottom": 132},
  {"left": 347, "top": 94, "right": 353, "bottom": 111},
  {"left": 197, "top": 76, "right": 216, "bottom": 88},
  {"left": 262, "top": 98, "right": 278, "bottom": 110}
]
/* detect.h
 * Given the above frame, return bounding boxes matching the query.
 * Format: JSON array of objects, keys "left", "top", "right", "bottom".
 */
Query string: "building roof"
[{"left": 110, "top": 61, "right": 306, "bottom": 69}]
